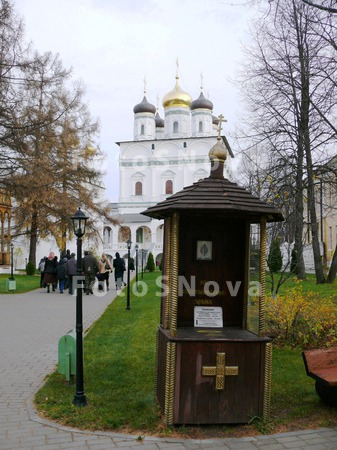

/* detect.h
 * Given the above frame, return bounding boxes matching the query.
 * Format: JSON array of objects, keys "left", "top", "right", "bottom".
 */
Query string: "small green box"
[
  {"left": 58, "top": 330, "right": 76, "bottom": 381},
  {"left": 6, "top": 279, "right": 16, "bottom": 291}
]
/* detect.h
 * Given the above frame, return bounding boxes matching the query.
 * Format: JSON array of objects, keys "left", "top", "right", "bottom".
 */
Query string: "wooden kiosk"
[{"left": 142, "top": 122, "right": 283, "bottom": 425}]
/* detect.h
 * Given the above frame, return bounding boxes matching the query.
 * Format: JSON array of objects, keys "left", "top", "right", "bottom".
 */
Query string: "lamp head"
[
  {"left": 127, "top": 239, "right": 132, "bottom": 250},
  {"left": 71, "top": 207, "right": 89, "bottom": 238}
]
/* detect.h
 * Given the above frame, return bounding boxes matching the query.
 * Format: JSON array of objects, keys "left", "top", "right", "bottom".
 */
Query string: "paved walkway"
[{"left": 1, "top": 284, "right": 337, "bottom": 450}]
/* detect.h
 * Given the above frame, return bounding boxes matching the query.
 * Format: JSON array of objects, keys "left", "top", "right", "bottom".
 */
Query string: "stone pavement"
[{"left": 1, "top": 283, "right": 337, "bottom": 450}]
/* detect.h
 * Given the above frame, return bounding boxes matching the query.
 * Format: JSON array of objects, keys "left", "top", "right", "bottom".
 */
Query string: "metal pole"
[
  {"left": 126, "top": 245, "right": 131, "bottom": 310},
  {"left": 135, "top": 246, "right": 138, "bottom": 285},
  {"left": 141, "top": 250, "right": 144, "bottom": 279},
  {"left": 73, "top": 235, "right": 87, "bottom": 406},
  {"left": 10, "top": 244, "right": 14, "bottom": 280}
]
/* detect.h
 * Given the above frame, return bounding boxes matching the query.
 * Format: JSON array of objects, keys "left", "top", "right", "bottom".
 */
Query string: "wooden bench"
[{"left": 302, "top": 347, "right": 337, "bottom": 406}]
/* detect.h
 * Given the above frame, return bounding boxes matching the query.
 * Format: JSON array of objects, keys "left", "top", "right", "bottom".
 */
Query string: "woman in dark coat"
[
  {"left": 113, "top": 252, "right": 125, "bottom": 289},
  {"left": 43, "top": 252, "right": 58, "bottom": 293}
]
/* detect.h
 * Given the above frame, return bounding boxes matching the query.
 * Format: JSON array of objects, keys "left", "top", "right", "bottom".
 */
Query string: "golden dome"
[
  {"left": 209, "top": 137, "right": 227, "bottom": 162},
  {"left": 162, "top": 75, "right": 192, "bottom": 109},
  {"left": 209, "top": 114, "right": 227, "bottom": 162}
]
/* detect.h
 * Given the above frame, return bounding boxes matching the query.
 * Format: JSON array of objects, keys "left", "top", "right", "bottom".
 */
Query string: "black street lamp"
[
  {"left": 135, "top": 244, "right": 139, "bottom": 287},
  {"left": 126, "top": 239, "right": 132, "bottom": 310},
  {"left": 10, "top": 243, "right": 14, "bottom": 280},
  {"left": 141, "top": 249, "right": 145, "bottom": 279},
  {"left": 71, "top": 207, "right": 89, "bottom": 407}
]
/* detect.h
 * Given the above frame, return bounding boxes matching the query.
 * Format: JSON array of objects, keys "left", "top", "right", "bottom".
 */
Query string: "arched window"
[
  {"left": 165, "top": 180, "right": 173, "bottom": 195},
  {"left": 136, "top": 227, "right": 143, "bottom": 243},
  {"left": 198, "top": 121, "right": 203, "bottom": 132},
  {"left": 173, "top": 121, "right": 179, "bottom": 133},
  {"left": 140, "top": 124, "right": 145, "bottom": 135},
  {"left": 103, "top": 227, "right": 112, "bottom": 244},
  {"left": 135, "top": 181, "right": 143, "bottom": 195}
]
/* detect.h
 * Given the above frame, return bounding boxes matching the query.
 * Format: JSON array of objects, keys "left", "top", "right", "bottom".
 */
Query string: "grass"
[
  {"left": 32, "top": 271, "right": 337, "bottom": 438},
  {"left": 0, "top": 273, "right": 41, "bottom": 294},
  {"left": 267, "top": 272, "right": 337, "bottom": 300}
]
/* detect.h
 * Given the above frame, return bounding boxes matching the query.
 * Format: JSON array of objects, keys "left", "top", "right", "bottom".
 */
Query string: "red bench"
[{"left": 302, "top": 347, "right": 337, "bottom": 406}]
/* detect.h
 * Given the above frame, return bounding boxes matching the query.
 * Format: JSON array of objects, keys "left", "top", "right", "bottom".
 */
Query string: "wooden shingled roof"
[{"left": 142, "top": 174, "right": 284, "bottom": 223}]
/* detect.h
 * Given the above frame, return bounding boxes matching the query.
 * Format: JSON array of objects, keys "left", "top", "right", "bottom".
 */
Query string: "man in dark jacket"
[
  {"left": 65, "top": 253, "right": 77, "bottom": 295},
  {"left": 113, "top": 252, "right": 126, "bottom": 289},
  {"left": 82, "top": 249, "right": 99, "bottom": 295},
  {"left": 56, "top": 258, "right": 67, "bottom": 293}
]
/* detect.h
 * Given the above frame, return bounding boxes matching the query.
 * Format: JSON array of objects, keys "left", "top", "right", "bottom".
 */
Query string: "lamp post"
[
  {"left": 10, "top": 243, "right": 14, "bottom": 280},
  {"left": 141, "top": 249, "right": 145, "bottom": 279},
  {"left": 71, "top": 207, "right": 89, "bottom": 407},
  {"left": 126, "top": 239, "right": 131, "bottom": 310},
  {"left": 135, "top": 244, "right": 139, "bottom": 288}
]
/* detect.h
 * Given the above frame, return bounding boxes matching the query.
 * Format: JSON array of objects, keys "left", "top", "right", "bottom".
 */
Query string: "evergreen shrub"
[
  {"left": 267, "top": 238, "right": 282, "bottom": 273},
  {"left": 146, "top": 252, "right": 155, "bottom": 272},
  {"left": 26, "top": 261, "right": 36, "bottom": 275}
]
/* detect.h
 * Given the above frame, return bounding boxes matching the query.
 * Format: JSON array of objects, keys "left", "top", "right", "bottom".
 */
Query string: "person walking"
[
  {"left": 38, "top": 257, "right": 46, "bottom": 288},
  {"left": 56, "top": 258, "right": 67, "bottom": 293},
  {"left": 82, "top": 249, "right": 99, "bottom": 295},
  {"left": 113, "top": 252, "right": 125, "bottom": 289},
  {"left": 129, "top": 257, "right": 135, "bottom": 271},
  {"left": 43, "top": 252, "right": 58, "bottom": 293},
  {"left": 98, "top": 253, "right": 113, "bottom": 291},
  {"left": 65, "top": 252, "right": 77, "bottom": 295}
]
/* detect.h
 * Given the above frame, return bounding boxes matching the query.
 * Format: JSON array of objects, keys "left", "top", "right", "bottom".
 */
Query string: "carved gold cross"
[{"left": 202, "top": 352, "right": 239, "bottom": 390}]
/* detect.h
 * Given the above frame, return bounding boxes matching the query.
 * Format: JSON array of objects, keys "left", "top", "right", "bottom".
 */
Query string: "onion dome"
[
  {"left": 191, "top": 91, "right": 213, "bottom": 111},
  {"left": 162, "top": 73, "right": 192, "bottom": 109},
  {"left": 209, "top": 114, "right": 227, "bottom": 169},
  {"left": 155, "top": 111, "right": 164, "bottom": 128},
  {"left": 212, "top": 115, "right": 219, "bottom": 125},
  {"left": 209, "top": 137, "right": 227, "bottom": 163},
  {"left": 133, "top": 95, "right": 156, "bottom": 114}
]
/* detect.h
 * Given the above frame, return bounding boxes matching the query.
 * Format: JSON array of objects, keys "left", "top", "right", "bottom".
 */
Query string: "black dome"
[
  {"left": 190, "top": 91, "right": 213, "bottom": 111},
  {"left": 133, "top": 96, "right": 156, "bottom": 114},
  {"left": 212, "top": 115, "right": 220, "bottom": 125},
  {"left": 155, "top": 111, "right": 164, "bottom": 128}
]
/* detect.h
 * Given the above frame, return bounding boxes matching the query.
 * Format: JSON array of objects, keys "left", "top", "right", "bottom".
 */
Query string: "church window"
[
  {"left": 173, "top": 121, "right": 179, "bottom": 133},
  {"left": 165, "top": 180, "right": 173, "bottom": 195},
  {"left": 136, "top": 227, "right": 143, "bottom": 243},
  {"left": 103, "top": 227, "right": 112, "bottom": 244},
  {"left": 140, "top": 124, "right": 145, "bottom": 135},
  {"left": 135, "top": 181, "right": 143, "bottom": 195},
  {"left": 183, "top": 142, "right": 187, "bottom": 148},
  {"left": 152, "top": 143, "right": 155, "bottom": 150},
  {"left": 198, "top": 121, "right": 203, "bottom": 132}
]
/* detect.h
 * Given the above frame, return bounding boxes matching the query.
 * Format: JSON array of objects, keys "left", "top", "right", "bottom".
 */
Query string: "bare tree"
[
  {"left": 302, "top": 0, "right": 337, "bottom": 13},
  {"left": 236, "top": 0, "right": 337, "bottom": 283}
]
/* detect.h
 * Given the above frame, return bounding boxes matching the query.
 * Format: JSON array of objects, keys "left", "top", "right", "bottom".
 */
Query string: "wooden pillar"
[
  {"left": 169, "top": 212, "right": 179, "bottom": 337},
  {"left": 263, "top": 341, "right": 272, "bottom": 420},
  {"left": 163, "top": 217, "right": 171, "bottom": 329},
  {"left": 259, "top": 217, "right": 267, "bottom": 336}
]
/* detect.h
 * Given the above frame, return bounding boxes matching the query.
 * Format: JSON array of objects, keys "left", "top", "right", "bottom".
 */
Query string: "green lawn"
[
  {"left": 0, "top": 273, "right": 40, "bottom": 294},
  {"left": 33, "top": 271, "right": 337, "bottom": 438}
]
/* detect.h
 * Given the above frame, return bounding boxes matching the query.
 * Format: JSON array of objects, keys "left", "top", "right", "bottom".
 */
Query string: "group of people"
[
  {"left": 39, "top": 251, "right": 77, "bottom": 294},
  {"left": 39, "top": 250, "right": 128, "bottom": 295}
]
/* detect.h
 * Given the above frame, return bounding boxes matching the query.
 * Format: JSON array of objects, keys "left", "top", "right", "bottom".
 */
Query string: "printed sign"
[{"left": 194, "top": 306, "right": 223, "bottom": 328}]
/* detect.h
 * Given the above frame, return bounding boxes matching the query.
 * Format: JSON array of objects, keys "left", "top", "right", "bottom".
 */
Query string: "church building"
[{"left": 102, "top": 70, "right": 234, "bottom": 265}]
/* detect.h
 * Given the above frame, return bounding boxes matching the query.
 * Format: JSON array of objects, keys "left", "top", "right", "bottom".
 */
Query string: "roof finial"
[
  {"left": 143, "top": 77, "right": 147, "bottom": 96},
  {"left": 176, "top": 57, "right": 179, "bottom": 79},
  {"left": 156, "top": 94, "right": 160, "bottom": 111},
  {"left": 217, "top": 114, "right": 227, "bottom": 139},
  {"left": 200, "top": 72, "right": 204, "bottom": 92}
]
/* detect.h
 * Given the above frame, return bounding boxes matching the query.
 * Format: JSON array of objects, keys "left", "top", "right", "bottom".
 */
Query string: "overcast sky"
[{"left": 14, "top": 0, "right": 253, "bottom": 201}]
